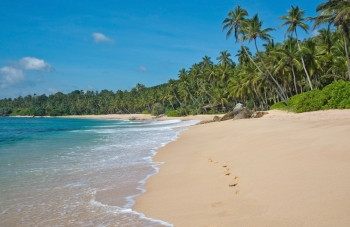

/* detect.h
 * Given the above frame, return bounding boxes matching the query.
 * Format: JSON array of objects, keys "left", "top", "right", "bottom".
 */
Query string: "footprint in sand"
[
  {"left": 229, "top": 176, "right": 239, "bottom": 187},
  {"left": 211, "top": 201, "right": 223, "bottom": 208},
  {"left": 207, "top": 158, "right": 240, "bottom": 192},
  {"left": 224, "top": 168, "right": 231, "bottom": 176},
  {"left": 229, "top": 183, "right": 238, "bottom": 187},
  {"left": 223, "top": 165, "right": 231, "bottom": 176}
]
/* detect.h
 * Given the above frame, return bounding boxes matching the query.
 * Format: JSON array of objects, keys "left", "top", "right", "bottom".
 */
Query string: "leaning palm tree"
[
  {"left": 280, "top": 5, "right": 314, "bottom": 89},
  {"left": 272, "top": 37, "right": 302, "bottom": 94},
  {"left": 222, "top": 6, "right": 264, "bottom": 74},
  {"left": 242, "top": 14, "right": 288, "bottom": 100},
  {"left": 314, "top": 0, "right": 350, "bottom": 79},
  {"left": 223, "top": 6, "right": 287, "bottom": 101}
]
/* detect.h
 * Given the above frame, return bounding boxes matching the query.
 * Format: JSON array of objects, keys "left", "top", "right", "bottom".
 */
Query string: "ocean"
[{"left": 0, "top": 117, "right": 198, "bottom": 226}]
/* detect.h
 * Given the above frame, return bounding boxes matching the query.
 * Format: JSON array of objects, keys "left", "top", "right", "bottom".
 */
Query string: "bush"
[
  {"left": 141, "top": 110, "right": 150, "bottom": 114},
  {"left": 270, "top": 102, "right": 288, "bottom": 110},
  {"left": 322, "top": 80, "right": 350, "bottom": 109},
  {"left": 166, "top": 110, "right": 181, "bottom": 117},
  {"left": 289, "top": 89, "right": 327, "bottom": 113},
  {"left": 269, "top": 80, "right": 350, "bottom": 113}
]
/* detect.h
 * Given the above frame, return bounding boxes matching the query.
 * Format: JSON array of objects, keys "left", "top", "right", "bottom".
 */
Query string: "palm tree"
[
  {"left": 223, "top": 6, "right": 265, "bottom": 76},
  {"left": 329, "top": 34, "right": 349, "bottom": 79},
  {"left": 280, "top": 5, "right": 314, "bottom": 89},
  {"left": 272, "top": 37, "right": 301, "bottom": 94},
  {"left": 242, "top": 14, "right": 288, "bottom": 101},
  {"left": 223, "top": 6, "right": 287, "bottom": 101},
  {"left": 299, "top": 39, "right": 322, "bottom": 88},
  {"left": 200, "top": 56, "right": 213, "bottom": 68},
  {"left": 314, "top": 0, "right": 350, "bottom": 79},
  {"left": 217, "top": 50, "right": 234, "bottom": 66},
  {"left": 314, "top": 28, "right": 336, "bottom": 80},
  {"left": 236, "top": 46, "right": 251, "bottom": 65}
]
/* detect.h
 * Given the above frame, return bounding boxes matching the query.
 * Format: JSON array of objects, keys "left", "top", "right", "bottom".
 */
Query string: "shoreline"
[
  {"left": 134, "top": 109, "right": 350, "bottom": 226},
  {"left": 62, "top": 113, "right": 222, "bottom": 122}
]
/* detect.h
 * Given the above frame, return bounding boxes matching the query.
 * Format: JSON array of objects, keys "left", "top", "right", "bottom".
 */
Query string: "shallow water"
[{"left": 0, "top": 117, "right": 198, "bottom": 226}]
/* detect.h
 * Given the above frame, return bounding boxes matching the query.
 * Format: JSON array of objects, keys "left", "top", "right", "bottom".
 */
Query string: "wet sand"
[{"left": 134, "top": 109, "right": 350, "bottom": 226}]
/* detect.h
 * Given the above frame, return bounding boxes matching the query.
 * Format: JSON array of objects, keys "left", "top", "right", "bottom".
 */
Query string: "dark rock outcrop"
[
  {"left": 220, "top": 111, "right": 235, "bottom": 121},
  {"left": 233, "top": 108, "right": 251, "bottom": 120},
  {"left": 220, "top": 103, "right": 251, "bottom": 121}
]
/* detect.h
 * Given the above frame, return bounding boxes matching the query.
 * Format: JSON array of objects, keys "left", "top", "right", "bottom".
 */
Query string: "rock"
[
  {"left": 213, "top": 115, "right": 221, "bottom": 122},
  {"left": 220, "top": 111, "right": 235, "bottom": 121},
  {"left": 232, "top": 103, "right": 243, "bottom": 113},
  {"left": 251, "top": 111, "right": 266, "bottom": 118},
  {"left": 233, "top": 108, "right": 251, "bottom": 120},
  {"left": 220, "top": 103, "right": 252, "bottom": 121}
]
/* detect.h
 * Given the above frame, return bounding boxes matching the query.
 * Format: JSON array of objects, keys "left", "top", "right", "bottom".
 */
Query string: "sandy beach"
[
  {"left": 134, "top": 109, "right": 350, "bottom": 226},
  {"left": 64, "top": 113, "right": 219, "bottom": 122}
]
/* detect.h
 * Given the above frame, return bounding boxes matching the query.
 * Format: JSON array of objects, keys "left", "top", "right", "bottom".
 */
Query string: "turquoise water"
[{"left": 0, "top": 117, "right": 197, "bottom": 226}]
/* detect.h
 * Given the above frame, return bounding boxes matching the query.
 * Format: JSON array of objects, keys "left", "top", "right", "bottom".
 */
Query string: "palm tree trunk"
[
  {"left": 252, "top": 85, "right": 264, "bottom": 108},
  {"left": 240, "top": 42, "right": 287, "bottom": 101},
  {"left": 185, "top": 86, "right": 200, "bottom": 105},
  {"left": 169, "top": 100, "right": 175, "bottom": 110},
  {"left": 291, "top": 65, "right": 298, "bottom": 94},
  {"left": 240, "top": 42, "right": 264, "bottom": 74},
  {"left": 253, "top": 40, "right": 288, "bottom": 101},
  {"left": 343, "top": 34, "right": 350, "bottom": 80},
  {"left": 172, "top": 89, "right": 182, "bottom": 106},
  {"left": 295, "top": 29, "right": 313, "bottom": 89}
]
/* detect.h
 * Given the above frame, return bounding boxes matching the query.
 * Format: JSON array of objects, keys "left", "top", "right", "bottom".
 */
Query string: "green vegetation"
[
  {"left": 1, "top": 0, "right": 349, "bottom": 116},
  {"left": 270, "top": 80, "right": 350, "bottom": 113},
  {"left": 166, "top": 110, "right": 182, "bottom": 117}
]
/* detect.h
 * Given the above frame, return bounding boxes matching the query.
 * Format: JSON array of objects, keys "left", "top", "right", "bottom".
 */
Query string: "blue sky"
[{"left": 0, "top": 0, "right": 322, "bottom": 98}]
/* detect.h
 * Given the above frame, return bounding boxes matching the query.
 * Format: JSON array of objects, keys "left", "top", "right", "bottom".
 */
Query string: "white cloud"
[
  {"left": 312, "top": 30, "right": 320, "bottom": 37},
  {"left": 0, "top": 57, "right": 51, "bottom": 89},
  {"left": 19, "top": 57, "right": 51, "bottom": 71},
  {"left": 138, "top": 65, "right": 147, "bottom": 72},
  {"left": 92, "top": 32, "right": 114, "bottom": 44},
  {"left": 0, "top": 66, "right": 25, "bottom": 88}
]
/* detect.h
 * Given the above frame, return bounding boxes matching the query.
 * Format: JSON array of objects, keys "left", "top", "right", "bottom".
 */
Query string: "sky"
[{"left": 0, "top": 0, "right": 323, "bottom": 98}]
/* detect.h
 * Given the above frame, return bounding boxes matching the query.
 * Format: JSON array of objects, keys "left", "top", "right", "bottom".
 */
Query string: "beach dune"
[{"left": 134, "top": 110, "right": 350, "bottom": 226}]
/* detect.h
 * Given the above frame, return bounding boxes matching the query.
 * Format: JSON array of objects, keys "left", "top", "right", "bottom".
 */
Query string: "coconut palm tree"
[
  {"left": 236, "top": 46, "right": 252, "bottom": 65},
  {"left": 299, "top": 39, "right": 323, "bottom": 88},
  {"left": 242, "top": 14, "right": 288, "bottom": 100},
  {"left": 222, "top": 6, "right": 263, "bottom": 74},
  {"left": 272, "top": 37, "right": 302, "bottom": 94},
  {"left": 280, "top": 5, "right": 314, "bottom": 89},
  {"left": 217, "top": 50, "right": 234, "bottom": 66},
  {"left": 223, "top": 6, "right": 287, "bottom": 101},
  {"left": 314, "top": 0, "right": 350, "bottom": 79}
]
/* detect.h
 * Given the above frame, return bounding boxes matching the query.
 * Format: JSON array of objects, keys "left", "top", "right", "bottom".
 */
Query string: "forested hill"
[{"left": 1, "top": 1, "right": 349, "bottom": 116}]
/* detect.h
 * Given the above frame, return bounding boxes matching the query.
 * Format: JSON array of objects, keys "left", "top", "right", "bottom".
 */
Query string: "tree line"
[{"left": 0, "top": 0, "right": 349, "bottom": 116}]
